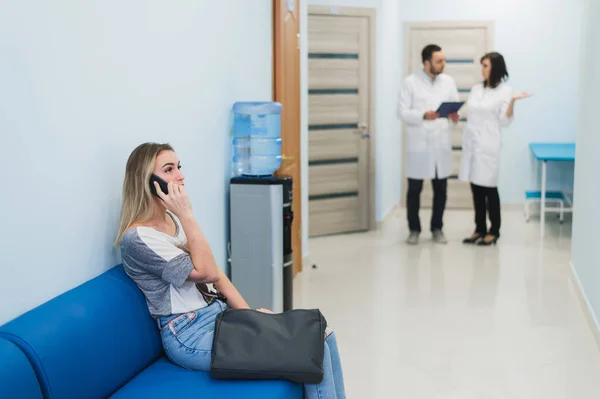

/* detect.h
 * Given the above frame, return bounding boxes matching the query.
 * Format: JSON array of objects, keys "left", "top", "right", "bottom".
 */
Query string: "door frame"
[
  {"left": 307, "top": 5, "right": 377, "bottom": 231},
  {"left": 273, "top": 0, "right": 302, "bottom": 275},
  {"left": 400, "top": 21, "right": 495, "bottom": 208}
]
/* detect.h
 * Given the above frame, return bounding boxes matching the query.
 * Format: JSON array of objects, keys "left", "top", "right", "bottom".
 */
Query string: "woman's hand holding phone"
[{"left": 153, "top": 181, "right": 193, "bottom": 219}]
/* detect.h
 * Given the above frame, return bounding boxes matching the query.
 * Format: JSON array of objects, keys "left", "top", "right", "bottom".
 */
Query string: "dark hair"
[
  {"left": 481, "top": 52, "right": 509, "bottom": 88},
  {"left": 422, "top": 44, "right": 442, "bottom": 64}
]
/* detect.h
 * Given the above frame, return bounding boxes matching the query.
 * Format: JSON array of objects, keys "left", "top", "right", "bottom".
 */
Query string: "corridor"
[{"left": 295, "top": 209, "right": 600, "bottom": 398}]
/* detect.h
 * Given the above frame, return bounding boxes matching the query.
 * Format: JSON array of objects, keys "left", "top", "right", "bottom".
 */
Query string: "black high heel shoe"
[
  {"left": 477, "top": 235, "right": 499, "bottom": 246},
  {"left": 462, "top": 233, "right": 482, "bottom": 244}
]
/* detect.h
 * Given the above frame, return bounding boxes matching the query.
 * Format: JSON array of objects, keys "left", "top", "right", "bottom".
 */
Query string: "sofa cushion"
[
  {"left": 0, "top": 338, "right": 43, "bottom": 399},
  {"left": 110, "top": 357, "right": 303, "bottom": 399},
  {"left": 0, "top": 265, "right": 162, "bottom": 399}
]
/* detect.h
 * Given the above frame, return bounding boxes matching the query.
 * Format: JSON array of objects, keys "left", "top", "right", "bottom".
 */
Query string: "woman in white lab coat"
[{"left": 459, "top": 52, "right": 531, "bottom": 246}]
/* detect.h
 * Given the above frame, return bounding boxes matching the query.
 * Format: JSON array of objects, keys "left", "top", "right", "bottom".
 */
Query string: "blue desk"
[
  {"left": 530, "top": 143, "right": 575, "bottom": 162},
  {"left": 529, "top": 143, "right": 575, "bottom": 235}
]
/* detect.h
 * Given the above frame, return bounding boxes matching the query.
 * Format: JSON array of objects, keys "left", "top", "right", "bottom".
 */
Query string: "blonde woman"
[{"left": 115, "top": 142, "right": 346, "bottom": 399}]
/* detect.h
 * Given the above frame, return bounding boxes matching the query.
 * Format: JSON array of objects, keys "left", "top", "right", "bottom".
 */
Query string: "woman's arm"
[
  {"left": 174, "top": 244, "right": 248, "bottom": 308},
  {"left": 500, "top": 97, "right": 515, "bottom": 127},
  {"left": 213, "top": 269, "right": 251, "bottom": 309},
  {"left": 173, "top": 224, "right": 249, "bottom": 308},
  {"left": 503, "top": 92, "right": 532, "bottom": 125},
  {"left": 505, "top": 98, "right": 516, "bottom": 119},
  {"left": 458, "top": 85, "right": 474, "bottom": 121},
  {"left": 178, "top": 215, "right": 221, "bottom": 283},
  {"left": 156, "top": 182, "right": 220, "bottom": 283}
]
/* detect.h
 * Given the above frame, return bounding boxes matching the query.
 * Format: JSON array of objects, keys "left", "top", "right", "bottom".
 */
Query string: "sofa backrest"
[
  {"left": 0, "top": 337, "right": 43, "bottom": 399},
  {"left": 0, "top": 265, "right": 162, "bottom": 399}
]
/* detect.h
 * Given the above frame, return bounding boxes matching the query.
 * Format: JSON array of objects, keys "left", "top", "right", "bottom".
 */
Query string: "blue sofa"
[
  {"left": 0, "top": 338, "right": 43, "bottom": 398},
  {"left": 0, "top": 265, "right": 303, "bottom": 399}
]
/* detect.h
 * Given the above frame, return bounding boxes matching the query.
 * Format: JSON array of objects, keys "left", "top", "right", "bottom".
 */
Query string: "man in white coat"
[{"left": 397, "top": 44, "right": 460, "bottom": 245}]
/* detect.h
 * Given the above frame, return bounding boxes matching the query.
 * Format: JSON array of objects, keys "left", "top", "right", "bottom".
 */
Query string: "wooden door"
[
  {"left": 307, "top": 11, "right": 373, "bottom": 237},
  {"left": 274, "top": 0, "right": 302, "bottom": 275}
]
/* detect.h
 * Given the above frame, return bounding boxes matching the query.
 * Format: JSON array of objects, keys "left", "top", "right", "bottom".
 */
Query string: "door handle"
[{"left": 356, "top": 123, "right": 370, "bottom": 139}]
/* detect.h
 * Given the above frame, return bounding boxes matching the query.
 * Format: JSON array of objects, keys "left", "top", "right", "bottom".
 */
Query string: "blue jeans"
[{"left": 158, "top": 300, "right": 346, "bottom": 399}]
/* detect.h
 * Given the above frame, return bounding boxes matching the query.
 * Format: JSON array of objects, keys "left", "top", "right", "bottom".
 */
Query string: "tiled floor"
[{"left": 294, "top": 209, "right": 600, "bottom": 398}]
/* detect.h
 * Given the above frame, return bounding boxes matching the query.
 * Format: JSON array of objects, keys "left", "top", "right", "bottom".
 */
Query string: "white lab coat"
[
  {"left": 459, "top": 83, "right": 513, "bottom": 187},
  {"left": 397, "top": 70, "right": 459, "bottom": 180}
]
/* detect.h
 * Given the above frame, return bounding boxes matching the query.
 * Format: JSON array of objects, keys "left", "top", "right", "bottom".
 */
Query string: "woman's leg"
[
  {"left": 487, "top": 186, "right": 501, "bottom": 237},
  {"left": 160, "top": 301, "right": 226, "bottom": 371},
  {"left": 325, "top": 332, "right": 346, "bottom": 399},
  {"left": 304, "top": 339, "right": 337, "bottom": 399},
  {"left": 304, "top": 332, "right": 346, "bottom": 399},
  {"left": 471, "top": 183, "right": 487, "bottom": 236}
]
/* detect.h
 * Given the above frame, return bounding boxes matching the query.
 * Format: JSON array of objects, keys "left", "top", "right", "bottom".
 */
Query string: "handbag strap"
[{"left": 196, "top": 283, "right": 228, "bottom": 305}]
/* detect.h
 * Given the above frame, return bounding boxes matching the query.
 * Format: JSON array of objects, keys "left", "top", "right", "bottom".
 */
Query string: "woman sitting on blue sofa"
[{"left": 115, "top": 142, "right": 346, "bottom": 399}]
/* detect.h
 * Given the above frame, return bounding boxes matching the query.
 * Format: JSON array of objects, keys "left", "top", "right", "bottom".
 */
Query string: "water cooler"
[{"left": 229, "top": 175, "right": 294, "bottom": 313}]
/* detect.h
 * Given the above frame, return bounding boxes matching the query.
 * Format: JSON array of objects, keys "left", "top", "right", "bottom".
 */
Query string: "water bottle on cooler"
[{"left": 232, "top": 101, "right": 283, "bottom": 176}]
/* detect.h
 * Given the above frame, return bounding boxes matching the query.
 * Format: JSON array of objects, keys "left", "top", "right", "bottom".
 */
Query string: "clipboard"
[{"left": 436, "top": 101, "right": 464, "bottom": 118}]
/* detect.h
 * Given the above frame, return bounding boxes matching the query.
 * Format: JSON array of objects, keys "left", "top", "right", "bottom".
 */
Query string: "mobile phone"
[{"left": 149, "top": 174, "right": 169, "bottom": 197}]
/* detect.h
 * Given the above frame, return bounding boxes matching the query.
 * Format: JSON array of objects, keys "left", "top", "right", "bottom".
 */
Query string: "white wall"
[
  {"left": 571, "top": 0, "right": 600, "bottom": 332},
  {"left": 378, "top": 0, "right": 403, "bottom": 220},
  {"left": 301, "top": 0, "right": 403, "bottom": 256},
  {"left": 396, "top": 0, "right": 583, "bottom": 203},
  {"left": 0, "top": 0, "right": 272, "bottom": 325}
]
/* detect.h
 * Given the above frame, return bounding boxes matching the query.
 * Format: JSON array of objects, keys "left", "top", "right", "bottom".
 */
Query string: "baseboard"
[
  {"left": 376, "top": 202, "right": 401, "bottom": 230},
  {"left": 569, "top": 261, "right": 600, "bottom": 350}
]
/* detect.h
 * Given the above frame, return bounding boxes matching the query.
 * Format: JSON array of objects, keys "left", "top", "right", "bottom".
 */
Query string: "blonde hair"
[{"left": 114, "top": 142, "right": 174, "bottom": 245}]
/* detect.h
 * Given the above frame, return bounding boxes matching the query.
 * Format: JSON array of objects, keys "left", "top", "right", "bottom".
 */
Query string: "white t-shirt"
[{"left": 120, "top": 211, "right": 208, "bottom": 318}]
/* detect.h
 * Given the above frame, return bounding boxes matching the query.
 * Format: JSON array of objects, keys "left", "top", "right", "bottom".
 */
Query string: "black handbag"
[{"left": 210, "top": 308, "right": 327, "bottom": 384}]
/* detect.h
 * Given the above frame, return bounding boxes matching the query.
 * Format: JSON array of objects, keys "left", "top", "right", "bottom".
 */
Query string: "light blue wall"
[
  {"left": 0, "top": 0, "right": 272, "bottom": 325},
  {"left": 571, "top": 0, "right": 600, "bottom": 332},
  {"left": 396, "top": 0, "right": 583, "bottom": 203}
]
